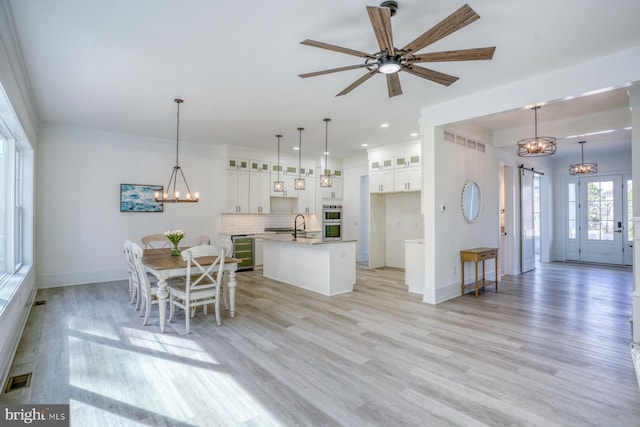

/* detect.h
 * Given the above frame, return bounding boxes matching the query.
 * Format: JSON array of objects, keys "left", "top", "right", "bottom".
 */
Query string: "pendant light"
[
  {"left": 568, "top": 140, "right": 598, "bottom": 175},
  {"left": 294, "top": 127, "right": 305, "bottom": 190},
  {"left": 273, "top": 134, "right": 284, "bottom": 192},
  {"left": 320, "top": 118, "right": 333, "bottom": 188},
  {"left": 517, "top": 106, "right": 556, "bottom": 157},
  {"left": 155, "top": 98, "right": 199, "bottom": 203}
]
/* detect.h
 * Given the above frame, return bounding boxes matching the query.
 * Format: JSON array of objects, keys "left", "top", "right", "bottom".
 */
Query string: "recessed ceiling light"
[
  {"left": 323, "top": 151, "right": 330, "bottom": 155},
  {"left": 293, "top": 146, "right": 299, "bottom": 150},
  {"left": 380, "top": 123, "right": 389, "bottom": 128},
  {"left": 410, "top": 132, "right": 419, "bottom": 137},
  {"left": 361, "top": 143, "right": 368, "bottom": 147}
]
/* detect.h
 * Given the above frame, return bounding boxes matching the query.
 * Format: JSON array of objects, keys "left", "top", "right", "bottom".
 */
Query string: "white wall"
[
  {"left": 429, "top": 124, "right": 499, "bottom": 302},
  {"left": 36, "top": 124, "right": 224, "bottom": 287}
]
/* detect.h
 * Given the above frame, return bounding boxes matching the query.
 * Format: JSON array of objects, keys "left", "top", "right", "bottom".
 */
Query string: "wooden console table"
[{"left": 460, "top": 247, "right": 498, "bottom": 297}]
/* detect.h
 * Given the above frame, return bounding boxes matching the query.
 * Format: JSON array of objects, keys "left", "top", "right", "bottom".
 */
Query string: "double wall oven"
[{"left": 322, "top": 204, "right": 343, "bottom": 241}]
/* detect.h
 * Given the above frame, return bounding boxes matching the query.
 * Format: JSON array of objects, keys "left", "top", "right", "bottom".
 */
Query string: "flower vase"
[{"left": 171, "top": 242, "right": 181, "bottom": 256}]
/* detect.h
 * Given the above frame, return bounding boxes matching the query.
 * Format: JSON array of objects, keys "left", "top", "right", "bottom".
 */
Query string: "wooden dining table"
[{"left": 142, "top": 248, "right": 241, "bottom": 333}]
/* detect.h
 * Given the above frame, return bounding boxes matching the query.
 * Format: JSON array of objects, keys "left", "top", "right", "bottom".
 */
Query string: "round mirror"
[{"left": 461, "top": 180, "right": 481, "bottom": 223}]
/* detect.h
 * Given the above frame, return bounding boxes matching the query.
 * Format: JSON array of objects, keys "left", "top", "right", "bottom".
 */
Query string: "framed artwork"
[{"left": 120, "top": 184, "right": 163, "bottom": 212}]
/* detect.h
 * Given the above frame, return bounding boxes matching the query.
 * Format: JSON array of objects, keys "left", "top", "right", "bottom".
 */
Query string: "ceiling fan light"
[{"left": 378, "top": 56, "right": 401, "bottom": 74}]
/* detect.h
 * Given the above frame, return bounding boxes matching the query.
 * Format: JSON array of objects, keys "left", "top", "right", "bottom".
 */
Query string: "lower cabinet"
[{"left": 254, "top": 238, "right": 263, "bottom": 266}]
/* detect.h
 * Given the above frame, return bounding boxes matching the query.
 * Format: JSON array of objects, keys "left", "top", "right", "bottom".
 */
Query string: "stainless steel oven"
[
  {"left": 322, "top": 204, "right": 343, "bottom": 223},
  {"left": 322, "top": 222, "right": 343, "bottom": 241}
]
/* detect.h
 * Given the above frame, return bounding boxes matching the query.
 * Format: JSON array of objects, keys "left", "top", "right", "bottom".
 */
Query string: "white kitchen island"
[{"left": 261, "top": 235, "right": 356, "bottom": 296}]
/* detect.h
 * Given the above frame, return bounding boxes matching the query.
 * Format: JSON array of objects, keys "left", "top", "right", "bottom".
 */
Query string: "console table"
[{"left": 460, "top": 247, "right": 498, "bottom": 297}]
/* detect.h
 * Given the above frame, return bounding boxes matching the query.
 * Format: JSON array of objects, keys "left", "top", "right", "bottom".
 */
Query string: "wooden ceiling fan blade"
[
  {"left": 336, "top": 70, "right": 377, "bottom": 96},
  {"left": 366, "top": 6, "right": 394, "bottom": 56},
  {"left": 408, "top": 46, "right": 496, "bottom": 63},
  {"left": 402, "top": 65, "right": 459, "bottom": 86},
  {"left": 402, "top": 4, "right": 480, "bottom": 54},
  {"left": 299, "top": 64, "right": 371, "bottom": 78},
  {"left": 300, "top": 39, "right": 375, "bottom": 59},
  {"left": 386, "top": 73, "right": 402, "bottom": 97}
]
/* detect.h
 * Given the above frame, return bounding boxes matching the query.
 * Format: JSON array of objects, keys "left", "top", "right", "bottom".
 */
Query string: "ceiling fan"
[{"left": 298, "top": 2, "right": 496, "bottom": 97}]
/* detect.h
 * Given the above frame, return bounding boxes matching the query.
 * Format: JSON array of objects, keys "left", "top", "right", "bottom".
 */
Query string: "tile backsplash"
[{"left": 221, "top": 213, "right": 320, "bottom": 234}]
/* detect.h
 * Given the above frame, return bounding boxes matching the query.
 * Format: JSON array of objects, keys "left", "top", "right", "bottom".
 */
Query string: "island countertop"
[{"left": 258, "top": 234, "right": 356, "bottom": 245}]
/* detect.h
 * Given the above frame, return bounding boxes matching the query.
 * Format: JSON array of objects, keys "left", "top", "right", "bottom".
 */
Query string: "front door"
[{"left": 567, "top": 174, "right": 625, "bottom": 264}]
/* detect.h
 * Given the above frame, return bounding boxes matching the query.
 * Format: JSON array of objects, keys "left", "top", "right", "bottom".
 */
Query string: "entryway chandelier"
[
  {"left": 320, "top": 118, "right": 333, "bottom": 188},
  {"left": 568, "top": 140, "right": 598, "bottom": 175},
  {"left": 517, "top": 106, "right": 556, "bottom": 157},
  {"left": 155, "top": 98, "right": 199, "bottom": 203}
]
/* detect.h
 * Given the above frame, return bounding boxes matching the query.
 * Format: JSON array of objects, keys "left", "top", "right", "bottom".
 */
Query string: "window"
[
  {"left": 0, "top": 136, "right": 7, "bottom": 276},
  {"left": 567, "top": 182, "right": 577, "bottom": 239},
  {"left": 587, "top": 180, "right": 614, "bottom": 241},
  {"left": 0, "top": 84, "right": 30, "bottom": 285}
]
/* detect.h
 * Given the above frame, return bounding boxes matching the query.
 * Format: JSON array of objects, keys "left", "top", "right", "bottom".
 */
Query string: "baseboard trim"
[{"left": 37, "top": 267, "right": 126, "bottom": 288}]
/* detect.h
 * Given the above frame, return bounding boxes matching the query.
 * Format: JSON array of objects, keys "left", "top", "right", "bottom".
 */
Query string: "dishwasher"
[{"left": 231, "top": 235, "right": 254, "bottom": 271}]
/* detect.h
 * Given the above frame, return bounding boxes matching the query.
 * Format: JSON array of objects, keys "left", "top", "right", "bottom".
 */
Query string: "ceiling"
[{"left": 6, "top": 0, "right": 640, "bottom": 158}]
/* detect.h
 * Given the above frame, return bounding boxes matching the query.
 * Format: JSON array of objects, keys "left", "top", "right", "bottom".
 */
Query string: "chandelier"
[
  {"left": 320, "top": 118, "right": 333, "bottom": 188},
  {"left": 517, "top": 106, "right": 556, "bottom": 157},
  {"left": 273, "top": 134, "right": 284, "bottom": 192},
  {"left": 294, "top": 127, "right": 305, "bottom": 190},
  {"left": 568, "top": 140, "right": 598, "bottom": 175},
  {"left": 155, "top": 99, "right": 198, "bottom": 203}
]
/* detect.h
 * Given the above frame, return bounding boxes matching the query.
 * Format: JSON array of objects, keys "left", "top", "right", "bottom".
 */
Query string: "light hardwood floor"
[{"left": 2, "top": 263, "right": 639, "bottom": 426}]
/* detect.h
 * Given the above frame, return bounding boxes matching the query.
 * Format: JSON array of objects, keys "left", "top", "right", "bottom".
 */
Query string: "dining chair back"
[
  {"left": 141, "top": 233, "right": 170, "bottom": 249},
  {"left": 130, "top": 242, "right": 160, "bottom": 325},
  {"left": 195, "top": 235, "right": 210, "bottom": 245},
  {"left": 168, "top": 245, "right": 226, "bottom": 333},
  {"left": 123, "top": 239, "right": 139, "bottom": 306}
]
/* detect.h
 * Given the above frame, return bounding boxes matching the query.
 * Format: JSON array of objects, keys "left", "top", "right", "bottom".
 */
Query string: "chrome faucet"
[{"left": 293, "top": 214, "right": 306, "bottom": 241}]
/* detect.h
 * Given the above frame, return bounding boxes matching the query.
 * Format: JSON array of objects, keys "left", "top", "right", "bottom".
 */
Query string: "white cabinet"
[
  {"left": 320, "top": 169, "right": 343, "bottom": 199},
  {"left": 405, "top": 239, "right": 424, "bottom": 294},
  {"left": 297, "top": 177, "right": 315, "bottom": 214},
  {"left": 370, "top": 169, "right": 393, "bottom": 193},
  {"left": 225, "top": 169, "right": 249, "bottom": 213},
  {"left": 254, "top": 238, "right": 263, "bottom": 266},
  {"left": 393, "top": 149, "right": 421, "bottom": 192},
  {"left": 369, "top": 143, "right": 421, "bottom": 193},
  {"left": 369, "top": 155, "right": 394, "bottom": 193},
  {"left": 249, "top": 171, "right": 271, "bottom": 213},
  {"left": 394, "top": 166, "right": 421, "bottom": 192},
  {"left": 270, "top": 164, "right": 299, "bottom": 198}
]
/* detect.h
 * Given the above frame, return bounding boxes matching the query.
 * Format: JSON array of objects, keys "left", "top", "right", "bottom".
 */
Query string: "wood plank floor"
[{"left": 2, "top": 262, "right": 639, "bottom": 426}]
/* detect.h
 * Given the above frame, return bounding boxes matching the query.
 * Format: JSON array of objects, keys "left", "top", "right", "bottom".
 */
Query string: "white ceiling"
[{"left": 7, "top": 0, "right": 640, "bottom": 158}]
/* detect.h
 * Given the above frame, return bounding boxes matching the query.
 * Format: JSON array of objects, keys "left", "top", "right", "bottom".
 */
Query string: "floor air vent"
[
  {"left": 34, "top": 300, "right": 46, "bottom": 306},
  {"left": 4, "top": 372, "right": 32, "bottom": 393}
]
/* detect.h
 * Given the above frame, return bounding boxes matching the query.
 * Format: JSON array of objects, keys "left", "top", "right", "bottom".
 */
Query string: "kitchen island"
[{"left": 261, "top": 235, "right": 356, "bottom": 296}]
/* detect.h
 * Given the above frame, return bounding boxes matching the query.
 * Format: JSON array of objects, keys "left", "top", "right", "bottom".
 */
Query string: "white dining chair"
[
  {"left": 168, "top": 245, "right": 226, "bottom": 333},
  {"left": 123, "top": 239, "right": 139, "bottom": 306},
  {"left": 130, "top": 242, "right": 160, "bottom": 326},
  {"left": 195, "top": 235, "right": 210, "bottom": 245},
  {"left": 141, "top": 233, "right": 170, "bottom": 249}
]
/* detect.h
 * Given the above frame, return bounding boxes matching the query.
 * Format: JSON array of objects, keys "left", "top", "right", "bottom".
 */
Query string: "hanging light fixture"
[
  {"left": 320, "top": 118, "right": 333, "bottom": 188},
  {"left": 155, "top": 98, "right": 199, "bottom": 203},
  {"left": 273, "top": 134, "right": 284, "bottom": 192},
  {"left": 294, "top": 127, "right": 305, "bottom": 190},
  {"left": 568, "top": 140, "right": 598, "bottom": 175},
  {"left": 517, "top": 106, "right": 557, "bottom": 157}
]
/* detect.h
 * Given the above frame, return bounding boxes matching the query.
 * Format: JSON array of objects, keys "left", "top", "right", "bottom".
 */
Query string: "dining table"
[{"left": 142, "top": 247, "right": 241, "bottom": 333}]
